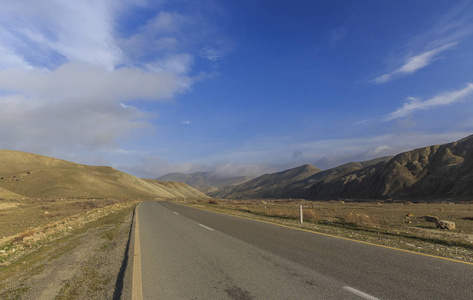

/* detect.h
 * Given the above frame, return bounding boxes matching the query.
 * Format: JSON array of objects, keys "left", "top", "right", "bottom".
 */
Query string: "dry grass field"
[
  {"left": 0, "top": 198, "right": 138, "bottom": 299},
  {"left": 0, "top": 198, "right": 133, "bottom": 241},
  {"left": 183, "top": 198, "right": 473, "bottom": 262}
]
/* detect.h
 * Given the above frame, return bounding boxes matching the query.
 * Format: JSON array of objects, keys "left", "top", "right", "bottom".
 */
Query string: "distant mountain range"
[
  {"left": 209, "top": 135, "right": 473, "bottom": 200},
  {"left": 0, "top": 150, "right": 207, "bottom": 199},
  {"left": 157, "top": 172, "right": 251, "bottom": 193}
]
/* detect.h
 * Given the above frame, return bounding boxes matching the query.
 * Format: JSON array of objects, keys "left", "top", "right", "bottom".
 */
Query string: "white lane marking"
[
  {"left": 199, "top": 224, "right": 214, "bottom": 231},
  {"left": 343, "top": 286, "right": 379, "bottom": 300},
  {"left": 173, "top": 212, "right": 179, "bottom": 215},
  {"left": 132, "top": 207, "right": 143, "bottom": 300}
]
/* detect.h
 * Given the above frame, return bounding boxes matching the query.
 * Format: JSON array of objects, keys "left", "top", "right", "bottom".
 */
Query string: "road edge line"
[
  {"left": 343, "top": 286, "right": 380, "bottom": 300},
  {"left": 169, "top": 201, "right": 473, "bottom": 267},
  {"left": 132, "top": 205, "right": 143, "bottom": 300}
]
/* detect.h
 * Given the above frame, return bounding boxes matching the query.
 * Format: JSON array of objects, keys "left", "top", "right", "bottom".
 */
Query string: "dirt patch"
[{"left": 0, "top": 203, "right": 19, "bottom": 210}]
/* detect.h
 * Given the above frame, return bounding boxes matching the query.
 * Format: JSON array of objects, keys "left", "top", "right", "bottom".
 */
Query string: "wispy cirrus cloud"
[
  {"left": 373, "top": 42, "right": 458, "bottom": 83},
  {"left": 373, "top": 2, "right": 473, "bottom": 84},
  {"left": 384, "top": 83, "right": 473, "bottom": 121}
]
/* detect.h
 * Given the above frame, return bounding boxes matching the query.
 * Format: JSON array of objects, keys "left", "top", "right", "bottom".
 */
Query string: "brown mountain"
[
  {"left": 0, "top": 150, "right": 207, "bottom": 199},
  {"left": 307, "top": 135, "right": 473, "bottom": 199},
  {"left": 209, "top": 164, "right": 322, "bottom": 199},
  {"left": 211, "top": 135, "right": 473, "bottom": 200}
]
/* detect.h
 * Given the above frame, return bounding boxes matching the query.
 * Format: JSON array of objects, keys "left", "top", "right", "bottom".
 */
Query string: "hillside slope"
[
  {"left": 0, "top": 150, "right": 207, "bottom": 199},
  {"left": 307, "top": 135, "right": 473, "bottom": 199},
  {"left": 211, "top": 135, "right": 473, "bottom": 200},
  {"left": 143, "top": 179, "right": 210, "bottom": 199},
  {"left": 0, "top": 186, "right": 23, "bottom": 199},
  {"left": 209, "top": 164, "right": 322, "bottom": 199}
]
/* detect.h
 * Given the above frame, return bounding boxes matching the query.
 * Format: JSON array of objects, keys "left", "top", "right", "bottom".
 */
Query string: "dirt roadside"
[{"left": 0, "top": 202, "right": 137, "bottom": 300}]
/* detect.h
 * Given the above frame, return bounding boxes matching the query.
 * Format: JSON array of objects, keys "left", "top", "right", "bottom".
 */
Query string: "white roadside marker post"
[{"left": 299, "top": 205, "right": 303, "bottom": 223}]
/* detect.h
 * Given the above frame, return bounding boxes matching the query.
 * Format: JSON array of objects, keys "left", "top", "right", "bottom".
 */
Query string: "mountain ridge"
[
  {"left": 208, "top": 164, "right": 322, "bottom": 199},
  {"left": 211, "top": 135, "right": 473, "bottom": 200}
]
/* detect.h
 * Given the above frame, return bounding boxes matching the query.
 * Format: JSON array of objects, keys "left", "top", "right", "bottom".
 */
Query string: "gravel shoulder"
[{"left": 0, "top": 202, "right": 136, "bottom": 300}]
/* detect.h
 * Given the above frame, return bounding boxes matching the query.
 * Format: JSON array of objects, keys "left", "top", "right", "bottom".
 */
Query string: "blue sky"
[{"left": 0, "top": 0, "right": 472, "bottom": 178}]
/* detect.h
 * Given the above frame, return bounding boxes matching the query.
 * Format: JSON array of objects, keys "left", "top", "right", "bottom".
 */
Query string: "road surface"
[{"left": 128, "top": 201, "right": 473, "bottom": 299}]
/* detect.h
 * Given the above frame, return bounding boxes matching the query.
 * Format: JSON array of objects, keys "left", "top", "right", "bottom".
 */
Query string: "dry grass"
[
  {"left": 342, "top": 212, "right": 378, "bottom": 228},
  {"left": 177, "top": 198, "right": 473, "bottom": 261},
  {"left": 0, "top": 198, "right": 131, "bottom": 240},
  {"left": 210, "top": 199, "right": 473, "bottom": 235},
  {"left": 12, "top": 229, "right": 36, "bottom": 243}
]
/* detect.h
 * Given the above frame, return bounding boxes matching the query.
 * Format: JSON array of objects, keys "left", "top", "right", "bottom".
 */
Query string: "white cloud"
[
  {"left": 373, "top": 3, "right": 473, "bottom": 84},
  {"left": 374, "top": 42, "right": 458, "bottom": 83},
  {"left": 119, "top": 7, "right": 231, "bottom": 67},
  {"left": 0, "top": 0, "right": 123, "bottom": 70},
  {"left": 201, "top": 46, "right": 223, "bottom": 61},
  {"left": 0, "top": 63, "right": 191, "bottom": 101},
  {"left": 145, "top": 11, "right": 191, "bottom": 34},
  {"left": 119, "top": 131, "right": 472, "bottom": 178},
  {"left": 0, "top": 62, "right": 191, "bottom": 152},
  {"left": 367, "top": 145, "right": 391, "bottom": 156},
  {"left": 120, "top": 10, "right": 198, "bottom": 63},
  {"left": 385, "top": 83, "right": 473, "bottom": 121},
  {"left": 0, "top": 0, "right": 229, "bottom": 163},
  {"left": 147, "top": 53, "right": 194, "bottom": 74}
]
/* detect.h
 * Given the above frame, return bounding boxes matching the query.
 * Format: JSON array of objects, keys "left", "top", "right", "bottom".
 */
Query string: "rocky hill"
[
  {"left": 209, "top": 164, "right": 322, "bottom": 199},
  {"left": 211, "top": 135, "right": 473, "bottom": 200},
  {"left": 0, "top": 150, "right": 207, "bottom": 199},
  {"left": 307, "top": 135, "right": 473, "bottom": 199},
  {"left": 157, "top": 171, "right": 251, "bottom": 193}
]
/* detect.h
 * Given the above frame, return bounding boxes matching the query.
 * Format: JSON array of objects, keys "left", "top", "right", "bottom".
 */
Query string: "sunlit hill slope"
[
  {"left": 0, "top": 150, "right": 207, "bottom": 199},
  {"left": 211, "top": 135, "right": 473, "bottom": 200}
]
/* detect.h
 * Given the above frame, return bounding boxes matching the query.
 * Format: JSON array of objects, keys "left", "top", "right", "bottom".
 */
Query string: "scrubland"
[
  {"left": 182, "top": 198, "right": 473, "bottom": 263},
  {"left": 0, "top": 198, "right": 134, "bottom": 240}
]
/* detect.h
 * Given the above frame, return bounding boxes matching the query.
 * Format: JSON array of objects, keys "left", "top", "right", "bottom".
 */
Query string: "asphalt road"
[{"left": 131, "top": 201, "right": 473, "bottom": 299}]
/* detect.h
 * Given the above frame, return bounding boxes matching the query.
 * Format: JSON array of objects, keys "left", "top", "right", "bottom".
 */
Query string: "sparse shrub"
[
  {"left": 342, "top": 213, "right": 377, "bottom": 228},
  {"left": 261, "top": 207, "right": 299, "bottom": 219},
  {"left": 13, "top": 228, "right": 36, "bottom": 243},
  {"left": 236, "top": 205, "right": 250, "bottom": 212},
  {"left": 303, "top": 209, "right": 319, "bottom": 221}
]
